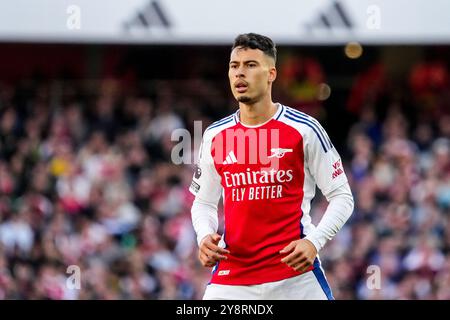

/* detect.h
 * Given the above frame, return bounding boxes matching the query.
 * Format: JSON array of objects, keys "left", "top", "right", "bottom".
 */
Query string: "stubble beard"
[
  {"left": 237, "top": 90, "right": 262, "bottom": 105},
  {"left": 237, "top": 95, "right": 253, "bottom": 103}
]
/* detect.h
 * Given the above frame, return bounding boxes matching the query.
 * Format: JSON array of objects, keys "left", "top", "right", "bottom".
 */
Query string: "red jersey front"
[{"left": 190, "top": 104, "right": 348, "bottom": 285}]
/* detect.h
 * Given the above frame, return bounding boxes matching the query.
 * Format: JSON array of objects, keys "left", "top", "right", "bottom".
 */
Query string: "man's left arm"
[
  {"left": 281, "top": 122, "right": 354, "bottom": 272},
  {"left": 304, "top": 183, "right": 354, "bottom": 252},
  {"left": 280, "top": 183, "right": 354, "bottom": 272}
]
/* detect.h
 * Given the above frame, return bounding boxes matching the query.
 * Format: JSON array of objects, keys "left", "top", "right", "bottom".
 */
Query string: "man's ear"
[{"left": 269, "top": 67, "right": 277, "bottom": 83}]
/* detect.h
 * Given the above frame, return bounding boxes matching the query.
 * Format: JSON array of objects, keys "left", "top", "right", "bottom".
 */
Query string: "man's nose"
[{"left": 235, "top": 67, "right": 245, "bottom": 77}]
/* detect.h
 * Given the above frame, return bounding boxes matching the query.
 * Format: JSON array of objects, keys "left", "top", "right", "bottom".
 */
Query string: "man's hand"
[
  {"left": 198, "top": 233, "right": 230, "bottom": 267},
  {"left": 280, "top": 239, "right": 317, "bottom": 273}
]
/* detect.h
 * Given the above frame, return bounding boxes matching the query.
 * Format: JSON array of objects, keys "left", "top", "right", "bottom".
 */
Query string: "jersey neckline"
[{"left": 234, "top": 103, "right": 284, "bottom": 128}]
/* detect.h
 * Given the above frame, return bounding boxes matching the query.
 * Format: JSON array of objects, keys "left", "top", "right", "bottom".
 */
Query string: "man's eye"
[
  {"left": 230, "top": 65, "right": 238, "bottom": 69},
  {"left": 248, "top": 64, "right": 257, "bottom": 68}
]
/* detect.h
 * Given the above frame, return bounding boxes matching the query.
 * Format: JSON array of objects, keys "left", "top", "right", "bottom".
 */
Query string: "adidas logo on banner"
[
  {"left": 123, "top": 0, "right": 171, "bottom": 33},
  {"left": 305, "top": 0, "right": 353, "bottom": 32},
  {"left": 223, "top": 151, "right": 238, "bottom": 165}
]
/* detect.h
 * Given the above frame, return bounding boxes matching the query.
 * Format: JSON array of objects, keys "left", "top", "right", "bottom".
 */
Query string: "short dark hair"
[{"left": 232, "top": 33, "right": 277, "bottom": 63}]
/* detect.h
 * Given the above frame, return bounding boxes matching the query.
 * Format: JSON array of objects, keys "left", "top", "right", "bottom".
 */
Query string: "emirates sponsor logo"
[
  {"left": 223, "top": 168, "right": 293, "bottom": 188},
  {"left": 224, "top": 168, "right": 294, "bottom": 202}
]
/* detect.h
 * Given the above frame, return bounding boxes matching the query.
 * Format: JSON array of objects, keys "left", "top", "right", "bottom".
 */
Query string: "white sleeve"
[
  {"left": 191, "top": 198, "right": 219, "bottom": 246},
  {"left": 188, "top": 137, "right": 222, "bottom": 203},
  {"left": 305, "top": 123, "right": 348, "bottom": 195},
  {"left": 304, "top": 182, "right": 354, "bottom": 252},
  {"left": 189, "top": 135, "right": 222, "bottom": 245}
]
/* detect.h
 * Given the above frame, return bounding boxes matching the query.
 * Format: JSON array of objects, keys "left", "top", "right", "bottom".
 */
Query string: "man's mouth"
[{"left": 235, "top": 81, "right": 248, "bottom": 93}]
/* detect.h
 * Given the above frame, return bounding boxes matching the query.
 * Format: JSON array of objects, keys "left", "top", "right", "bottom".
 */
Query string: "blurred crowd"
[
  {"left": 321, "top": 55, "right": 450, "bottom": 299},
  {"left": 0, "top": 78, "right": 214, "bottom": 299},
  {"left": 0, "top": 48, "right": 449, "bottom": 300}
]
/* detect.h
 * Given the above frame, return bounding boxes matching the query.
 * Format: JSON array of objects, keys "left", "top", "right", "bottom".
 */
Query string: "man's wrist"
[
  {"left": 304, "top": 233, "right": 323, "bottom": 253},
  {"left": 197, "top": 229, "right": 215, "bottom": 246}
]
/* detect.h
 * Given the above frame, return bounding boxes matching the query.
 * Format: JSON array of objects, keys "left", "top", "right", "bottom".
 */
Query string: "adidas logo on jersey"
[{"left": 223, "top": 151, "right": 238, "bottom": 164}]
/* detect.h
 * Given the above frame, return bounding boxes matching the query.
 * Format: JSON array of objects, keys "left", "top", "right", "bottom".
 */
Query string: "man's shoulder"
[
  {"left": 203, "top": 112, "right": 238, "bottom": 141},
  {"left": 277, "top": 105, "right": 333, "bottom": 151},
  {"left": 278, "top": 105, "right": 322, "bottom": 125},
  {"left": 277, "top": 105, "right": 324, "bottom": 132}
]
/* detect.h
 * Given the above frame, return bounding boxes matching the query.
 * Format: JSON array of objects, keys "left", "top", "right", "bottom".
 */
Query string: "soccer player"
[{"left": 189, "top": 33, "right": 354, "bottom": 299}]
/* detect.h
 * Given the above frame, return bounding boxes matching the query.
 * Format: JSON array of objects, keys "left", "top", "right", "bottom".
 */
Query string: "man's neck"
[{"left": 239, "top": 101, "right": 278, "bottom": 126}]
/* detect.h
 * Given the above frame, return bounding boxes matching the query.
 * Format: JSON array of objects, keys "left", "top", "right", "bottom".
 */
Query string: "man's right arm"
[
  {"left": 191, "top": 197, "right": 218, "bottom": 246},
  {"left": 192, "top": 198, "right": 229, "bottom": 267},
  {"left": 189, "top": 137, "right": 229, "bottom": 266}
]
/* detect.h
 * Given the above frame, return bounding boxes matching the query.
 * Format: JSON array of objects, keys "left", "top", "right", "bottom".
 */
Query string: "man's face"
[{"left": 228, "top": 47, "right": 276, "bottom": 104}]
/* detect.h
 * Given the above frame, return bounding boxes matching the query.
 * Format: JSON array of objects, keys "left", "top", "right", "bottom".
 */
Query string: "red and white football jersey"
[{"left": 190, "top": 104, "right": 348, "bottom": 285}]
